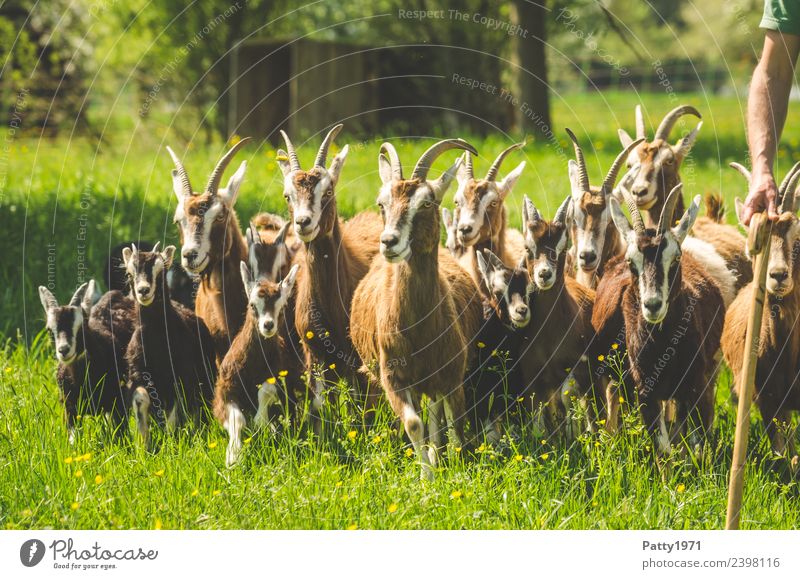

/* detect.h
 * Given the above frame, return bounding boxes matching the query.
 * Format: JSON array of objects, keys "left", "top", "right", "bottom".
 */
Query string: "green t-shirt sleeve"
[{"left": 761, "top": 0, "right": 800, "bottom": 36}]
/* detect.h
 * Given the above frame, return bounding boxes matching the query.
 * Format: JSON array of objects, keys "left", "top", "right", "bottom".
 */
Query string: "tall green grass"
[{"left": 2, "top": 91, "right": 800, "bottom": 529}]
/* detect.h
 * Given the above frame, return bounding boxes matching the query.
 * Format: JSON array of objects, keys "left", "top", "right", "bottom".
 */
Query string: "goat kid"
[
  {"left": 351, "top": 139, "right": 483, "bottom": 480},
  {"left": 215, "top": 262, "right": 300, "bottom": 467},
  {"left": 123, "top": 244, "right": 216, "bottom": 444}
]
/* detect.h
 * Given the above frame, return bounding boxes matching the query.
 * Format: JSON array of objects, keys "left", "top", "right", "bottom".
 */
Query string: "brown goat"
[
  {"left": 350, "top": 139, "right": 483, "bottom": 480},
  {"left": 277, "top": 125, "right": 383, "bottom": 421},
  {"left": 452, "top": 144, "right": 527, "bottom": 293},
  {"left": 618, "top": 104, "right": 752, "bottom": 289},
  {"left": 599, "top": 185, "right": 724, "bottom": 454},
  {"left": 565, "top": 129, "right": 644, "bottom": 288},
  {"left": 214, "top": 262, "right": 300, "bottom": 467},
  {"left": 521, "top": 195, "right": 598, "bottom": 436},
  {"left": 723, "top": 162, "right": 800, "bottom": 456},
  {"left": 167, "top": 139, "right": 251, "bottom": 362}
]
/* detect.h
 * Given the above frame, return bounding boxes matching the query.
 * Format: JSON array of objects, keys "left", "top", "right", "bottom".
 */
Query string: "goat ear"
[
  {"left": 618, "top": 128, "right": 633, "bottom": 148},
  {"left": 328, "top": 144, "right": 348, "bottom": 187},
  {"left": 219, "top": 161, "right": 246, "bottom": 206},
  {"left": 378, "top": 153, "right": 394, "bottom": 185},
  {"left": 80, "top": 280, "right": 98, "bottom": 315},
  {"left": 429, "top": 157, "right": 461, "bottom": 201},
  {"left": 608, "top": 197, "right": 634, "bottom": 243},
  {"left": 69, "top": 282, "right": 89, "bottom": 309},
  {"left": 441, "top": 207, "right": 453, "bottom": 229},
  {"left": 240, "top": 261, "right": 253, "bottom": 295},
  {"left": 275, "top": 221, "right": 290, "bottom": 245},
  {"left": 476, "top": 251, "right": 491, "bottom": 289},
  {"left": 39, "top": 286, "right": 58, "bottom": 314},
  {"left": 456, "top": 153, "right": 470, "bottom": 186},
  {"left": 485, "top": 249, "right": 505, "bottom": 271},
  {"left": 281, "top": 263, "right": 300, "bottom": 296},
  {"left": 672, "top": 195, "right": 701, "bottom": 245},
  {"left": 162, "top": 245, "right": 176, "bottom": 269},
  {"left": 734, "top": 197, "right": 747, "bottom": 228},
  {"left": 121, "top": 246, "right": 134, "bottom": 269},
  {"left": 277, "top": 149, "right": 292, "bottom": 177},
  {"left": 246, "top": 222, "right": 259, "bottom": 247},
  {"left": 568, "top": 160, "right": 583, "bottom": 200},
  {"left": 497, "top": 161, "right": 525, "bottom": 199},
  {"left": 673, "top": 121, "right": 702, "bottom": 161}
]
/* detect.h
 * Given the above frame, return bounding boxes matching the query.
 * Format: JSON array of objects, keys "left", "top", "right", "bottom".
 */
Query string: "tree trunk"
[{"left": 510, "top": 0, "right": 551, "bottom": 140}]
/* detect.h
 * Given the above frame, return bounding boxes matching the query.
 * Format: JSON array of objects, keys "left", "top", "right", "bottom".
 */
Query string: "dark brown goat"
[
  {"left": 123, "top": 245, "right": 216, "bottom": 444},
  {"left": 598, "top": 185, "right": 724, "bottom": 453}
]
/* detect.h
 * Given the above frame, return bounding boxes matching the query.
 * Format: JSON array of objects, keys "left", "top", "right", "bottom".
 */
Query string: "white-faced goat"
[
  {"left": 214, "top": 262, "right": 300, "bottom": 467},
  {"left": 452, "top": 143, "right": 527, "bottom": 293},
  {"left": 597, "top": 185, "right": 725, "bottom": 454},
  {"left": 123, "top": 244, "right": 216, "bottom": 444},
  {"left": 245, "top": 216, "right": 300, "bottom": 283},
  {"left": 618, "top": 104, "right": 752, "bottom": 289},
  {"left": 350, "top": 139, "right": 483, "bottom": 480},
  {"left": 39, "top": 280, "right": 133, "bottom": 441},
  {"left": 167, "top": 139, "right": 251, "bottom": 362},
  {"left": 277, "top": 124, "right": 383, "bottom": 419},
  {"left": 723, "top": 161, "right": 800, "bottom": 457},
  {"left": 565, "top": 128, "right": 644, "bottom": 288}
]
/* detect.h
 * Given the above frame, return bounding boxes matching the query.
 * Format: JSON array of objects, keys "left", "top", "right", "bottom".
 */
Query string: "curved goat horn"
[
  {"left": 658, "top": 184, "right": 683, "bottom": 235},
  {"left": 280, "top": 130, "right": 301, "bottom": 172},
  {"left": 778, "top": 161, "right": 800, "bottom": 212},
  {"left": 314, "top": 124, "right": 343, "bottom": 168},
  {"left": 411, "top": 139, "right": 477, "bottom": 182},
  {"left": 464, "top": 151, "right": 474, "bottom": 180},
  {"left": 728, "top": 162, "right": 752, "bottom": 184},
  {"left": 565, "top": 128, "right": 590, "bottom": 193},
  {"left": 379, "top": 142, "right": 403, "bottom": 180},
  {"left": 654, "top": 105, "right": 702, "bottom": 141},
  {"left": 618, "top": 182, "right": 646, "bottom": 235},
  {"left": 485, "top": 141, "right": 525, "bottom": 181},
  {"left": 601, "top": 137, "right": 645, "bottom": 195},
  {"left": 635, "top": 105, "right": 646, "bottom": 140},
  {"left": 152, "top": 241, "right": 161, "bottom": 255},
  {"left": 206, "top": 137, "right": 251, "bottom": 195},
  {"left": 166, "top": 146, "right": 193, "bottom": 197}
]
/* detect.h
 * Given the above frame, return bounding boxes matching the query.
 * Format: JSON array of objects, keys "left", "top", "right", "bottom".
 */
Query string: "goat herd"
[{"left": 38, "top": 105, "right": 800, "bottom": 479}]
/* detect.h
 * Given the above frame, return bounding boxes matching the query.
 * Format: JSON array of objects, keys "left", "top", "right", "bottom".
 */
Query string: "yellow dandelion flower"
[
  {"left": 541, "top": 453, "right": 550, "bottom": 460},
  {"left": 208, "top": 441, "right": 218, "bottom": 449},
  {"left": 74, "top": 470, "right": 83, "bottom": 478},
  {"left": 154, "top": 469, "right": 165, "bottom": 477},
  {"left": 541, "top": 439, "right": 548, "bottom": 445},
  {"left": 346, "top": 523, "right": 358, "bottom": 530},
  {"left": 517, "top": 396, "right": 524, "bottom": 403},
  {"left": 305, "top": 331, "right": 314, "bottom": 339},
  {"left": 70, "top": 502, "right": 80, "bottom": 511},
  {"left": 595, "top": 441, "right": 601, "bottom": 447},
  {"left": 387, "top": 503, "right": 398, "bottom": 514},
  {"left": 592, "top": 500, "right": 598, "bottom": 507},
  {"left": 611, "top": 343, "right": 619, "bottom": 350},
  {"left": 597, "top": 355, "right": 605, "bottom": 362},
  {"left": 329, "top": 363, "right": 336, "bottom": 370},
  {"left": 212, "top": 490, "right": 221, "bottom": 496},
  {"left": 266, "top": 377, "right": 277, "bottom": 385},
  {"left": 372, "top": 435, "right": 382, "bottom": 444},
  {"left": 405, "top": 448, "right": 414, "bottom": 458},
  {"left": 619, "top": 396, "right": 625, "bottom": 404},
  {"left": 244, "top": 437, "right": 252, "bottom": 445},
  {"left": 450, "top": 490, "right": 463, "bottom": 500},
  {"left": 64, "top": 457, "right": 73, "bottom": 464},
  {"left": 94, "top": 475, "right": 103, "bottom": 485},
  {"left": 347, "top": 430, "right": 357, "bottom": 441},
  {"left": 454, "top": 447, "right": 462, "bottom": 453},
  {"left": 229, "top": 134, "right": 242, "bottom": 145},
  {"left": 81, "top": 453, "right": 91, "bottom": 461},
  {"left": 513, "top": 454, "right": 523, "bottom": 462},
  {"left": 154, "top": 519, "right": 163, "bottom": 530},
  {"left": 597, "top": 419, "right": 606, "bottom": 426},
  {"left": 279, "top": 370, "right": 288, "bottom": 377},
  {"left": 491, "top": 350, "right": 498, "bottom": 357},
  {"left": 477, "top": 341, "right": 486, "bottom": 349},
  {"left": 191, "top": 489, "right": 199, "bottom": 497},
  {"left": 21, "top": 508, "right": 32, "bottom": 517},
  {"left": 676, "top": 483, "right": 685, "bottom": 493},
  {"left": 563, "top": 389, "right": 569, "bottom": 396},
  {"left": 4, "top": 367, "right": 12, "bottom": 373},
  {"left": 335, "top": 481, "right": 343, "bottom": 487}
]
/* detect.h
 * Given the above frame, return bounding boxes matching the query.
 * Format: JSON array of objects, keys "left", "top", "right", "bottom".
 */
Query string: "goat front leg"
[
  {"left": 640, "top": 398, "right": 670, "bottom": 455},
  {"left": 386, "top": 384, "right": 432, "bottom": 481},
  {"left": 132, "top": 386, "right": 151, "bottom": 447},
  {"left": 442, "top": 387, "right": 466, "bottom": 451},
  {"left": 759, "top": 396, "right": 790, "bottom": 457},
  {"left": 225, "top": 403, "right": 246, "bottom": 468},
  {"left": 426, "top": 397, "right": 444, "bottom": 467}
]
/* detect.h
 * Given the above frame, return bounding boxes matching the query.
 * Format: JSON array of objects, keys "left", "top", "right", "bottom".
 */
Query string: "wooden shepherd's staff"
[{"left": 726, "top": 212, "right": 771, "bottom": 530}]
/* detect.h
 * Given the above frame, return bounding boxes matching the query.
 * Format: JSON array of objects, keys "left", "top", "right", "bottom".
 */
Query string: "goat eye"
[
  {"left": 423, "top": 201, "right": 433, "bottom": 209},
  {"left": 325, "top": 188, "right": 333, "bottom": 197},
  {"left": 490, "top": 201, "right": 498, "bottom": 208}
]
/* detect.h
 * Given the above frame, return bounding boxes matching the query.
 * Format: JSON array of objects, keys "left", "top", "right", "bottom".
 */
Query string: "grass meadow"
[{"left": 2, "top": 92, "right": 800, "bottom": 529}]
